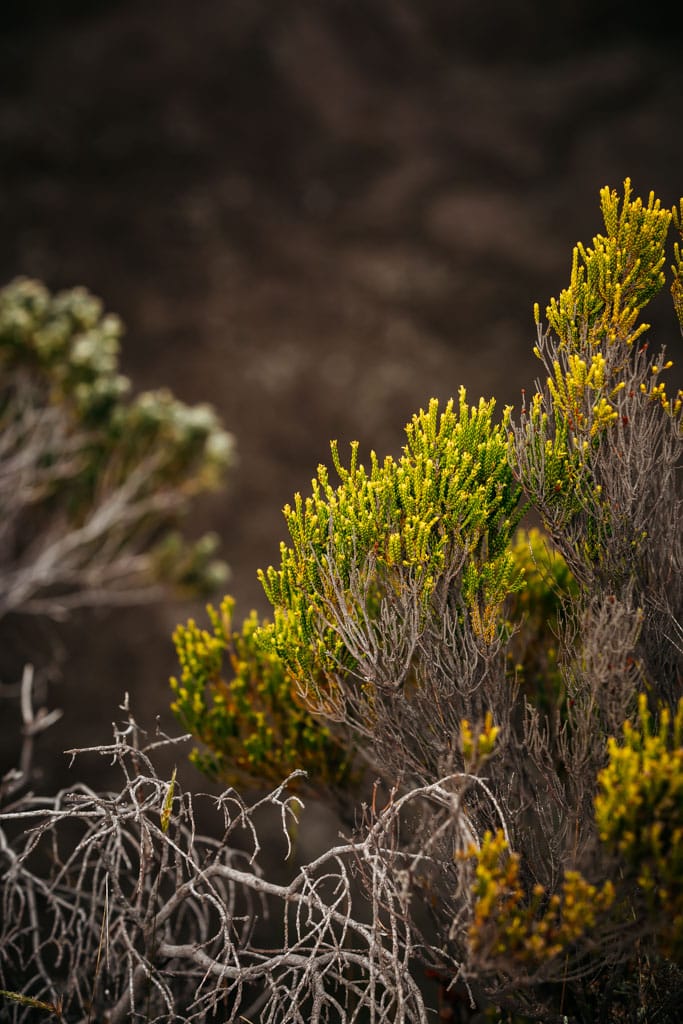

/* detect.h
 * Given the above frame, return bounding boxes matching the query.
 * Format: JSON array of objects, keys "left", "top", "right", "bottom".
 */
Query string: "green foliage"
[
  {"left": 506, "top": 527, "right": 577, "bottom": 706},
  {"left": 672, "top": 198, "right": 683, "bottom": 334},
  {"left": 596, "top": 694, "right": 683, "bottom": 961},
  {"left": 510, "top": 182, "right": 682, "bottom": 711},
  {"left": 171, "top": 596, "right": 356, "bottom": 792},
  {"left": 0, "top": 277, "right": 234, "bottom": 615},
  {"left": 170, "top": 180, "right": 682, "bottom": 1021},
  {"left": 466, "top": 828, "right": 615, "bottom": 970},
  {"left": 542, "top": 178, "right": 671, "bottom": 352},
  {"left": 258, "top": 389, "right": 524, "bottom": 700},
  {"left": 0, "top": 278, "right": 232, "bottom": 487},
  {"left": 514, "top": 181, "right": 676, "bottom": 562}
]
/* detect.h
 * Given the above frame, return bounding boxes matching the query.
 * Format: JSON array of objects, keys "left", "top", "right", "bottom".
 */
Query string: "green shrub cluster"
[
  {"left": 169, "top": 179, "right": 682, "bottom": 1021},
  {"left": 0, "top": 278, "right": 234, "bottom": 618},
  {"left": 259, "top": 388, "right": 525, "bottom": 699},
  {"left": 596, "top": 693, "right": 683, "bottom": 961},
  {"left": 171, "top": 595, "right": 357, "bottom": 793}
]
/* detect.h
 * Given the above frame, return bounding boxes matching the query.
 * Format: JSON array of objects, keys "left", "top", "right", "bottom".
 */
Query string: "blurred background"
[{"left": 1, "top": 0, "right": 682, "bottom": 814}]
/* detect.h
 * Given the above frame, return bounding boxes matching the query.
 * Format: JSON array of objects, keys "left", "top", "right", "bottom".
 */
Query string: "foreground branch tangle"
[
  {"left": 2, "top": 181, "right": 683, "bottom": 1022},
  {"left": 2, "top": 693, "right": 445, "bottom": 1023}
]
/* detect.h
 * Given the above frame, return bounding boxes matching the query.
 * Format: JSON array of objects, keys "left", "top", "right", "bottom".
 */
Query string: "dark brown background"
[{"left": 1, "top": 1, "right": 682, "bottom": 818}]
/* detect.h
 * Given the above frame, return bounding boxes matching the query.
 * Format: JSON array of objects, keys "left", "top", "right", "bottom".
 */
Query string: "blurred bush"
[{"left": 0, "top": 277, "right": 234, "bottom": 623}]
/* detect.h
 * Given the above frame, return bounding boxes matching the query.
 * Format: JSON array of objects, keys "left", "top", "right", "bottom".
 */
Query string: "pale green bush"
[{"left": 0, "top": 277, "right": 234, "bottom": 621}]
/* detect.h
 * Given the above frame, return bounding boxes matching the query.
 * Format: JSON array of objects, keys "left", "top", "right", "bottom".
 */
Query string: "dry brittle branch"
[{"left": 2, "top": 686, "right": 496, "bottom": 1023}]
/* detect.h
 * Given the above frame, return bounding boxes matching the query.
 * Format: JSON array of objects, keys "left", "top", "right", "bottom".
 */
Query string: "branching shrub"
[
  {"left": 170, "top": 180, "right": 682, "bottom": 1021},
  {"left": 2, "top": 181, "right": 682, "bottom": 1022},
  {"left": 509, "top": 180, "right": 682, "bottom": 702}
]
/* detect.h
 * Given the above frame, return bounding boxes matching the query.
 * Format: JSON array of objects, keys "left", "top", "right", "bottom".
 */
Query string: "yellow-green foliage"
[
  {"left": 541, "top": 178, "right": 671, "bottom": 352},
  {"left": 506, "top": 527, "right": 577, "bottom": 705},
  {"left": 515, "top": 180, "right": 682, "bottom": 561},
  {"left": 167, "top": 181, "right": 682, "bottom": 1017},
  {"left": 527, "top": 178, "right": 678, "bottom": 454},
  {"left": 460, "top": 712, "right": 617, "bottom": 976},
  {"left": 505, "top": 392, "right": 588, "bottom": 533},
  {"left": 595, "top": 695, "right": 683, "bottom": 961},
  {"left": 672, "top": 199, "right": 683, "bottom": 333},
  {"left": 545, "top": 350, "right": 622, "bottom": 436},
  {"left": 170, "top": 596, "right": 356, "bottom": 790},
  {"left": 259, "top": 389, "right": 524, "bottom": 700},
  {"left": 466, "top": 829, "right": 615, "bottom": 969},
  {"left": 171, "top": 393, "right": 526, "bottom": 794},
  {"left": 460, "top": 710, "right": 500, "bottom": 769}
]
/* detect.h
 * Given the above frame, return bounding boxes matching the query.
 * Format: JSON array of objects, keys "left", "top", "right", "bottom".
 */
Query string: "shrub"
[
  {"left": 1, "top": 181, "right": 681, "bottom": 1022},
  {"left": 595, "top": 693, "right": 683, "bottom": 962},
  {"left": 0, "top": 277, "right": 234, "bottom": 622},
  {"left": 170, "top": 180, "right": 682, "bottom": 1021},
  {"left": 170, "top": 595, "right": 358, "bottom": 798}
]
